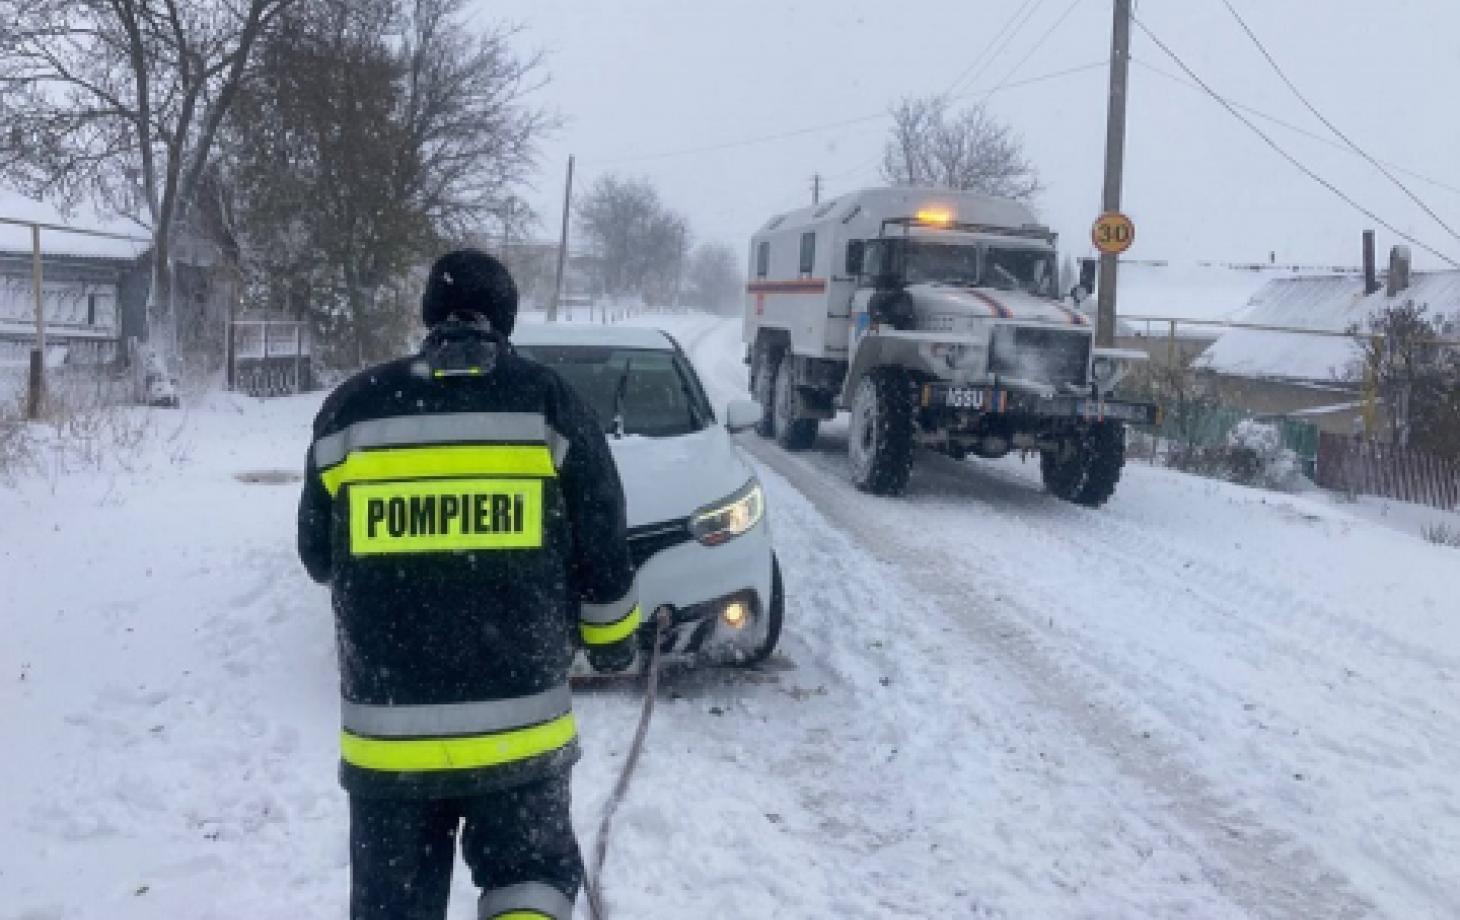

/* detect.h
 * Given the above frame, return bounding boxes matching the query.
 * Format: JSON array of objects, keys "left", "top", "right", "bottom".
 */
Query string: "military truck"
[{"left": 743, "top": 187, "right": 1155, "bottom": 505}]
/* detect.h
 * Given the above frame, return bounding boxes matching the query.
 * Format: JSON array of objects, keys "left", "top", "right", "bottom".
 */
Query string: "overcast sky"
[{"left": 476, "top": 0, "right": 1460, "bottom": 270}]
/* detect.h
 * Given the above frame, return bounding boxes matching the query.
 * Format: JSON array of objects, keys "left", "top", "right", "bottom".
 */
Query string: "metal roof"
[
  {"left": 0, "top": 191, "right": 149, "bottom": 262},
  {"left": 1196, "top": 271, "right": 1460, "bottom": 382}
]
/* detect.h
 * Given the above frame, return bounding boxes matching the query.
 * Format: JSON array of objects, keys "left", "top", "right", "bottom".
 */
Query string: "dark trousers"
[{"left": 349, "top": 775, "right": 583, "bottom": 920}]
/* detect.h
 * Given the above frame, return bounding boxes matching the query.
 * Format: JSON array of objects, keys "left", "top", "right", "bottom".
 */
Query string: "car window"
[{"left": 516, "top": 344, "right": 710, "bottom": 437}]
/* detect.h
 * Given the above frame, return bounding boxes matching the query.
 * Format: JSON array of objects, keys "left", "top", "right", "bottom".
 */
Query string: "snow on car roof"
[{"left": 512, "top": 321, "right": 675, "bottom": 351}]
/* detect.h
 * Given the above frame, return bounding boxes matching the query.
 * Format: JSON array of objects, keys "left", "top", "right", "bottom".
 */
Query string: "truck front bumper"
[{"left": 919, "top": 382, "right": 1159, "bottom": 426}]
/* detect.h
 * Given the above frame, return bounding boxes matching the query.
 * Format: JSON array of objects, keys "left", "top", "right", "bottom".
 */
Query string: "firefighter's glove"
[{"left": 586, "top": 640, "right": 637, "bottom": 674}]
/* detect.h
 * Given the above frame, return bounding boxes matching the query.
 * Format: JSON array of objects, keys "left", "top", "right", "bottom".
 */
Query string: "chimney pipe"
[
  {"left": 1362, "top": 230, "right": 1379, "bottom": 295},
  {"left": 1387, "top": 245, "right": 1412, "bottom": 297}
]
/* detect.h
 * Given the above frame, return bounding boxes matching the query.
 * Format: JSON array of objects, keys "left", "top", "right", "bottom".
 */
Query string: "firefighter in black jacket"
[{"left": 297, "top": 249, "right": 639, "bottom": 920}]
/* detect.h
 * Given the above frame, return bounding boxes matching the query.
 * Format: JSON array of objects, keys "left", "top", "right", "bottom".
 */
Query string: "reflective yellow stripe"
[
  {"left": 340, "top": 714, "right": 576, "bottom": 772},
  {"left": 491, "top": 913, "right": 554, "bottom": 920},
  {"left": 321, "top": 445, "right": 555, "bottom": 495},
  {"left": 580, "top": 605, "right": 641, "bottom": 646}
]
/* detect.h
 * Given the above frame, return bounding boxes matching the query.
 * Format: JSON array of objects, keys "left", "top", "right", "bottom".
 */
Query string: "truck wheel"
[
  {"left": 771, "top": 353, "right": 819, "bottom": 450},
  {"left": 1041, "top": 421, "right": 1126, "bottom": 508},
  {"left": 848, "top": 368, "right": 914, "bottom": 496},
  {"left": 752, "top": 343, "right": 778, "bottom": 438}
]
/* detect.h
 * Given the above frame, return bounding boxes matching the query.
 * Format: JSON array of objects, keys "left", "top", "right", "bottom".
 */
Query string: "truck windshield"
[
  {"left": 983, "top": 247, "right": 1057, "bottom": 297},
  {"left": 903, "top": 242, "right": 980, "bottom": 285}
]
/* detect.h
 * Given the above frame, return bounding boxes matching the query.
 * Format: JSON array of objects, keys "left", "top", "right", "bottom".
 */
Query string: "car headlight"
[{"left": 689, "top": 480, "right": 765, "bottom": 546}]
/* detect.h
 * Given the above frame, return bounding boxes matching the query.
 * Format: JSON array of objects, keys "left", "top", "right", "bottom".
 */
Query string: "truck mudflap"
[{"left": 919, "top": 382, "right": 1160, "bottom": 425}]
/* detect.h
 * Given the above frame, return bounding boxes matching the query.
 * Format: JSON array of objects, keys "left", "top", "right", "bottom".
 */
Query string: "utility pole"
[
  {"left": 548, "top": 155, "right": 575, "bottom": 323},
  {"left": 28, "top": 224, "right": 44, "bottom": 420},
  {"left": 1096, "top": 0, "right": 1132, "bottom": 348},
  {"left": 500, "top": 196, "right": 516, "bottom": 256},
  {"left": 672, "top": 224, "right": 686, "bottom": 311},
  {"left": 811, "top": 173, "right": 822, "bottom": 205}
]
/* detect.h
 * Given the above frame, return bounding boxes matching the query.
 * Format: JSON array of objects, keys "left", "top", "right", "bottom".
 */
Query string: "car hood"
[
  {"left": 909, "top": 283, "right": 1090, "bottom": 327},
  {"left": 607, "top": 426, "right": 754, "bottom": 528}
]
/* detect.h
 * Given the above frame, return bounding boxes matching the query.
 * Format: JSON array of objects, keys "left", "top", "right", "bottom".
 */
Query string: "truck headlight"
[
  {"left": 689, "top": 480, "right": 764, "bottom": 546},
  {"left": 1091, "top": 355, "right": 1128, "bottom": 390}
]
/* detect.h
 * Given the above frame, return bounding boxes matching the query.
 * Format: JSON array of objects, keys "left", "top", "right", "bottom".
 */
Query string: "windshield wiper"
[{"left": 610, "top": 356, "right": 633, "bottom": 438}]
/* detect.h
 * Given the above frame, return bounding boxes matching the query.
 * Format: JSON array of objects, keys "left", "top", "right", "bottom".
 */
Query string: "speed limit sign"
[{"left": 1092, "top": 212, "right": 1135, "bottom": 255}]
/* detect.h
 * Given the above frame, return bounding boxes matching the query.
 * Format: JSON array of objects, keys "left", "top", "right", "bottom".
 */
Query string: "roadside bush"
[
  {"left": 0, "top": 403, "right": 34, "bottom": 481},
  {"left": 1423, "top": 522, "right": 1460, "bottom": 549},
  {"left": 1224, "top": 419, "right": 1302, "bottom": 490}
]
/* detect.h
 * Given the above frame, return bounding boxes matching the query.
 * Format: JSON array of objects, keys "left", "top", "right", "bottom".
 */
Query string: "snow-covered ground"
[{"left": 3, "top": 311, "right": 1458, "bottom": 919}]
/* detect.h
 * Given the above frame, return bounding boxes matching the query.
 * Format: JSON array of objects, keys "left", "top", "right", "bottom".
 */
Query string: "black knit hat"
[{"left": 421, "top": 249, "right": 518, "bottom": 334}]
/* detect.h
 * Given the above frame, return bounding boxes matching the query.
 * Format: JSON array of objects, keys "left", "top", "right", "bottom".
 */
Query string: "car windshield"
[
  {"left": 903, "top": 242, "right": 981, "bottom": 285},
  {"left": 983, "top": 246, "right": 1057, "bottom": 296},
  {"left": 515, "top": 344, "right": 710, "bottom": 437}
]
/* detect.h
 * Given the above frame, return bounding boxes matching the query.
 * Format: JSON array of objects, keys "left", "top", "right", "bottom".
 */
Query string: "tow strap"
[{"left": 585, "top": 609, "right": 670, "bottom": 920}]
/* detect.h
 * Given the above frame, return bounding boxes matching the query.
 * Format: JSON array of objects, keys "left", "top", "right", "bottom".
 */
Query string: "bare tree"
[
  {"left": 0, "top": 0, "right": 292, "bottom": 402},
  {"left": 1349, "top": 301, "right": 1460, "bottom": 457},
  {"left": 686, "top": 242, "right": 742, "bottom": 314},
  {"left": 880, "top": 96, "right": 1042, "bottom": 200},
  {"left": 225, "top": 0, "right": 551, "bottom": 366},
  {"left": 575, "top": 175, "right": 690, "bottom": 304}
]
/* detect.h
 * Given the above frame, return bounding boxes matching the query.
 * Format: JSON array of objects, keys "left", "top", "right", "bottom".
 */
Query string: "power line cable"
[
  {"left": 1217, "top": 0, "right": 1460, "bottom": 245},
  {"left": 979, "top": 0, "right": 1086, "bottom": 104},
  {"left": 598, "top": 60, "right": 1106, "bottom": 172},
  {"left": 942, "top": 0, "right": 1043, "bottom": 99},
  {"left": 1131, "top": 58, "right": 1460, "bottom": 197},
  {"left": 597, "top": 111, "right": 891, "bottom": 166},
  {"left": 1132, "top": 14, "right": 1460, "bottom": 269},
  {"left": 603, "top": 2, "right": 1061, "bottom": 165},
  {"left": 827, "top": 60, "right": 1109, "bottom": 193}
]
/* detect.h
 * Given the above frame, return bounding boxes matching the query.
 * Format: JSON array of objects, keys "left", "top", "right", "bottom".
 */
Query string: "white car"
[{"left": 514, "top": 323, "right": 782, "bottom": 666}]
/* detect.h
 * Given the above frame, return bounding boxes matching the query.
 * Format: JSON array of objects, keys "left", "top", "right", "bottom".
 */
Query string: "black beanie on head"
[{"left": 421, "top": 249, "right": 518, "bottom": 334}]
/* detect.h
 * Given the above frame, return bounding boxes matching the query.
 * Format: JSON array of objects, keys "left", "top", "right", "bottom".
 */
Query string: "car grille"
[
  {"left": 627, "top": 518, "right": 692, "bottom": 567},
  {"left": 989, "top": 326, "right": 1090, "bottom": 388}
]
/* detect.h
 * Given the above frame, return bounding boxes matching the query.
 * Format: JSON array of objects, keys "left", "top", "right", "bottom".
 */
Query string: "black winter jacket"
[{"left": 298, "top": 322, "right": 638, "bottom": 798}]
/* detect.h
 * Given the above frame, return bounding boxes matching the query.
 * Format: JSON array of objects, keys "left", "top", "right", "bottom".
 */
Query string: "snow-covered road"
[{"left": 3, "top": 312, "right": 1457, "bottom": 919}]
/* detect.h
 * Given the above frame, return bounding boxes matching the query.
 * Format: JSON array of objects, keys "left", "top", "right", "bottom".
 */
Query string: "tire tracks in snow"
[
  {"left": 675, "top": 315, "right": 1376, "bottom": 918},
  {"left": 738, "top": 433, "right": 1376, "bottom": 920}
]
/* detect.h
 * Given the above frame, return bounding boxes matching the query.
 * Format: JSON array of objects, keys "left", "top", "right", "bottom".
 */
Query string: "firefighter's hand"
[{"left": 586, "top": 640, "right": 637, "bottom": 673}]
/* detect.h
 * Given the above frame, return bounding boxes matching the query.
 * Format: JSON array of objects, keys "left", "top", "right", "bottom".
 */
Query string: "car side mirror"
[
  {"left": 845, "top": 240, "right": 865, "bottom": 276},
  {"left": 1078, "top": 258, "right": 1098, "bottom": 293},
  {"left": 724, "top": 399, "right": 761, "bottom": 433}
]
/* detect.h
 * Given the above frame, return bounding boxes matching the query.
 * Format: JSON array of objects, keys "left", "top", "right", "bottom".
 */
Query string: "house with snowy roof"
[
  {"left": 1192, "top": 249, "right": 1460, "bottom": 435},
  {"left": 1109, "top": 260, "right": 1332, "bottom": 366},
  {"left": 0, "top": 190, "right": 237, "bottom": 376},
  {"left": 0, "top": 192, "right": 151, "bottom": 371}
]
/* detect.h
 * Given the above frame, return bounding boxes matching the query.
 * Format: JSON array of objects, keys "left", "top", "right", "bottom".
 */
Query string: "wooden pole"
[
  {"left": 1096, "top": 0, "right": 1132, "bottom": 348},
  {"left": 27, "top": 224, "right": 45, "bottom": 419},
  {"left": 548, "top": 155, "right": 575, "bottom": 323}
]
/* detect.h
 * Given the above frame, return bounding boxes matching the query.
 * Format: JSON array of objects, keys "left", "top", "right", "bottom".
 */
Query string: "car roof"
[{"left": 512, "top": 321, "right": 675, "bottom": 351}]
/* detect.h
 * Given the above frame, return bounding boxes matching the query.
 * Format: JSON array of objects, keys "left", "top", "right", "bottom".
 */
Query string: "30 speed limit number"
[{"left": 1092, "top": 212, "right": 1135, "bottom": 255}]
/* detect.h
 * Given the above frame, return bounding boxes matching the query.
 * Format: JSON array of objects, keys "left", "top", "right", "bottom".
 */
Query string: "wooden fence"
[{"left": 1317, "top": 433, "right": 1460, "bottom": 510}]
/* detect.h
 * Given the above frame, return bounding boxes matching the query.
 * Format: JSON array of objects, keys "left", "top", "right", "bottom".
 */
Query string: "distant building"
[
  {"left": 1193, "top": 268, "right": 1460, "bottom": 434},
  {"left": 0, "top": 190, "right": 237, "bottom": 375},
  {"left": 1110, "top": 260, "right": 1329, "bottom": 365},
  {"left": 0, "top": 193, "right": 149, "bottom": 370}
]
